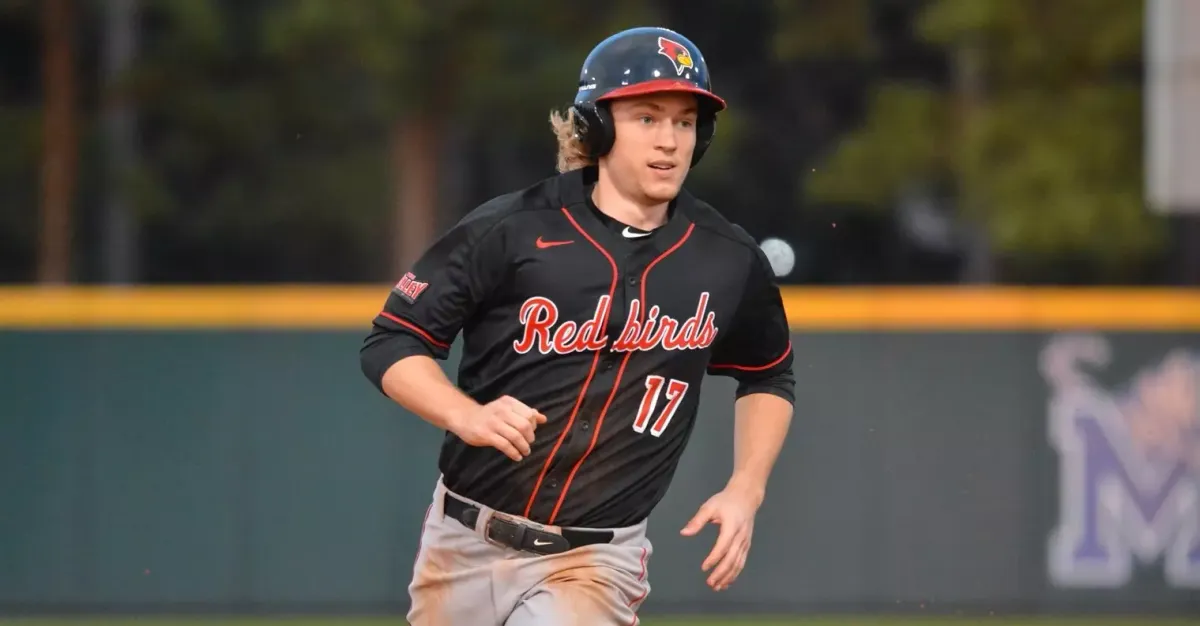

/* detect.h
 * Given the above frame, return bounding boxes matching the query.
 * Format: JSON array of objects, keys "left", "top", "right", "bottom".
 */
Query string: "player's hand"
[
  {"left": 451, "top": 395, "right": 548, "bottom": 462},
  {"left": 679, "top": 483, "right": 764, "bottom": 592}
]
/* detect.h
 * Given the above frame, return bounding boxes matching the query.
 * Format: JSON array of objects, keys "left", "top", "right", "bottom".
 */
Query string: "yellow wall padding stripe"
[
  {"left": 777, "top": 287, "right": 1200, "bottom": 330},
  {"left": 0, "top": 286, "right": 1198, "bottom": 330}
]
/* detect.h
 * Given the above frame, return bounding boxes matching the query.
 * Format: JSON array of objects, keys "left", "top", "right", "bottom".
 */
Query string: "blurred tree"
[
  {"left": 121, "top": 0, "right": 655, "bottom": 282},
  {"left": 38, "top": 0, "right": 77, "bottom": 283},
  {"left": 124, "top": 0, "right": 394, "bottom": 282},
  {"left": 783, "top": 0, "right": 1162, "bottom": 283},
  {"left": 0, "top": 107, "right": 39, "bottom": 282},
  {"left": 0, "top": 0, "right": 40, "bottom": 282},
  {"left": 773, "top": 0, "right": 876, "bottom": 62},
  {"left": 261, "top": 0, "right": 657, "bottom": 277}
]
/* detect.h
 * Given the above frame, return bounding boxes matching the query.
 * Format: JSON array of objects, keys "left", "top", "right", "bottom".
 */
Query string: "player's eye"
[
  {"left": 639, "top": 115, "right": 654, "bottom": 125},
  {"left": 678, "top": 119, "right": 695, "bottom": 129}
]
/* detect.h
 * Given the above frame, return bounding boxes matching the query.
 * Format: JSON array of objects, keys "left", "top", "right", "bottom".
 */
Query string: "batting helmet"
[{"left": 571, "top": 27, "right": 727, "bottom": 167}]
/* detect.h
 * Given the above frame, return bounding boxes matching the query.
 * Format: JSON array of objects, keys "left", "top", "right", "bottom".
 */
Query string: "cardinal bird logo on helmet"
[{"left": 657, "top": 36, "right": 695, "bottom": 76}]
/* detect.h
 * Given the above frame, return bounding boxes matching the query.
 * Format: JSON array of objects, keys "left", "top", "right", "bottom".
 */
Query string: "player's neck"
[{"left": 591, "top": 172, "right": 669, "bottom": 231}]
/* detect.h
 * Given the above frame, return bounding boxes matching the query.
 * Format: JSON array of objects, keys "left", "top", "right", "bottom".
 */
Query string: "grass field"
[{"left": 2, "top": 614, "right": 1200, "bottom": 618}]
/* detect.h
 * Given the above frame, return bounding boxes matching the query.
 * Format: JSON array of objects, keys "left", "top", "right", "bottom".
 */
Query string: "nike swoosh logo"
[
  {"left": 622, "top": 227, "right": 652, "bottom": 239},
  {"left": 532, "top": 538, "right": 554, "bottom": 546},
  {"left": 536, "top": 236, "right": 573, "bottom": 249}
]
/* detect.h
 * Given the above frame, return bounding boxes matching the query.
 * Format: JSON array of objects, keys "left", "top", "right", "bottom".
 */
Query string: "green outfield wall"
[{"left": 2, "top": 321, "right": 1198, "bottom": 616}]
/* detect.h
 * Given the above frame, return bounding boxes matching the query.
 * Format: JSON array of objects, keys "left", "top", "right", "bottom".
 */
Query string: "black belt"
[{"left": 442, "top": 492, "right": 614, "bottom": 555}]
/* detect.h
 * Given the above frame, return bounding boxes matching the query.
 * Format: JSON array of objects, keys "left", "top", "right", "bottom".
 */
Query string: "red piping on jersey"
[
  {"left": 548, "top": 223, "right": 696, "bottom": 525},
  {"left": 379, "top": 312, "right": 451, "bottom": 349},
  {"left": 708, "top": 340, "right": 793, "bottom": 372},
  {"left": 522, "top": 207, "right": 619, "bottom": 520}
]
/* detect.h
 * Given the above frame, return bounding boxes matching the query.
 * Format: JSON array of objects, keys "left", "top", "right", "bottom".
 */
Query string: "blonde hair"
[{"left": 549, "top": 108, "right": 597, "bottom": 173}]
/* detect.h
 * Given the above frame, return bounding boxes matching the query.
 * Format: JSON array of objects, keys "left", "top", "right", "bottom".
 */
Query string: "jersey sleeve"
[
  {"left": 359, "top": 207, "right": 510, "bottom": 392},
  {"left": 705, "top": 244, "right": 796, "bottom": 404}
]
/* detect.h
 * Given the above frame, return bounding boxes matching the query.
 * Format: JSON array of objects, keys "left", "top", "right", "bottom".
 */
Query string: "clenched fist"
[{"left": 450, "top": 395, "right": 548, "bottom": 462}]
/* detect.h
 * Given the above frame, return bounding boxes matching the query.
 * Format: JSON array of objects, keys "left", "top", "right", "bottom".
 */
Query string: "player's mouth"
[{"left": 648, "top": 161, "right": 676, "bottom": 172}]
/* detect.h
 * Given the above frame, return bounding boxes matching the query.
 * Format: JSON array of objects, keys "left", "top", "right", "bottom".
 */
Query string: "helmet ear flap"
[
  {"left": 571, "top": 102, "right": 615, "bottom": 159},
  {"left": 691, "top": 112, "right": 716, "bottom": 167}
]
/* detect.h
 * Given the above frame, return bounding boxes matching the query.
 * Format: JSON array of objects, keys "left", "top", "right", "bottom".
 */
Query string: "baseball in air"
[{"left": 759, "top": 238, "right": 795, "bottom": 277}]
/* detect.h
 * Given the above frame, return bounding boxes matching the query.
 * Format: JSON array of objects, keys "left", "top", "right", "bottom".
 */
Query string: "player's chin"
[{"left": 641, "top": 179, "right": 683, "bottom": 203}]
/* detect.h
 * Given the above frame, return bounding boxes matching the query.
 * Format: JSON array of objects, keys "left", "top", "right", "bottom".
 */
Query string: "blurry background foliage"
[
  {"left": 786, "top": 0, "right": 1155, "bottom": 282},
  {"left": 0, "top": 0, "right": 1179, "bottom": 285}
]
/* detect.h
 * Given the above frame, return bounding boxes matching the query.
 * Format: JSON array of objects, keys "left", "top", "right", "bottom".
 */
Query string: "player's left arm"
[
  {"left": 705, "top": 242, "right": 796, "bottom": 500},
  {"left": 682, "top": 242, "right": 795, "bottom": 592}
]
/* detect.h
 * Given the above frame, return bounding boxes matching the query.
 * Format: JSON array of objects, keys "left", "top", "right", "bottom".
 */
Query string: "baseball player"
[{"left": 360, "top": 26, "right": 795, "bottom": 625}]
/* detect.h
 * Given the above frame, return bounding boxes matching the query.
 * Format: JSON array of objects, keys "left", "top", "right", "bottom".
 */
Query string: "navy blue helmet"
[{"left": 570, "top": 27, "right": 726, "bottom": 167}]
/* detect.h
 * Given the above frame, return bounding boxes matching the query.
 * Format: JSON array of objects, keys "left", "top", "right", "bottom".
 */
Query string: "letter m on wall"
[{"left": 1048, "top": 389, "right": 1200, "bottom": 588}]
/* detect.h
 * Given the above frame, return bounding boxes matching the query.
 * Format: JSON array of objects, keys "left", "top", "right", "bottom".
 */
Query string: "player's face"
[{"left": 604, "top": 93, "right": 699, "bottom": 205}]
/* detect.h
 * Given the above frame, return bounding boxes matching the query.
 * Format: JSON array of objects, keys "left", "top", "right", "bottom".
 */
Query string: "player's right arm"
[
  {"left": 359, "top": 203, "right": 546, "bottom": 462},
  {"left": 378, "top": 356, "right": 545, "bottom": 462}
]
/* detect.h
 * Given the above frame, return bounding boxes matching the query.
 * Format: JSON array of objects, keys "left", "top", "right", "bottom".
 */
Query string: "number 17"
[{"left": 632, "top": 375, "right": 689, "bottom": 437}]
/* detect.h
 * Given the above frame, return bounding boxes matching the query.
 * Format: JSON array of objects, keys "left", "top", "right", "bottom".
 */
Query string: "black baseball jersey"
[{"left": 361, "top": 166, "right": 795, "bottom": 529}]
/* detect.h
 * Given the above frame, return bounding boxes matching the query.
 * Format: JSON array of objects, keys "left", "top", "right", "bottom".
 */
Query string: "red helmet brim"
[{"left": 597, "top": 79, "right": 727, "bottom": 112}]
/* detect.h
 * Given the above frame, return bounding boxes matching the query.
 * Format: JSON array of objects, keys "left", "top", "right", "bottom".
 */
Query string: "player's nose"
[{"left": 654, "top": 125, "right": 678, "bottom": 152}]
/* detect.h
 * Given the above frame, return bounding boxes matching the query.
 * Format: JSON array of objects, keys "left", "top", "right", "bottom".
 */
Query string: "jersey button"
[
  {"left": 581, "top": 421, "right": 590, "bottom": 431},
  {"left": 628, "top": 276, "right": 639, "bottom": 285}
]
